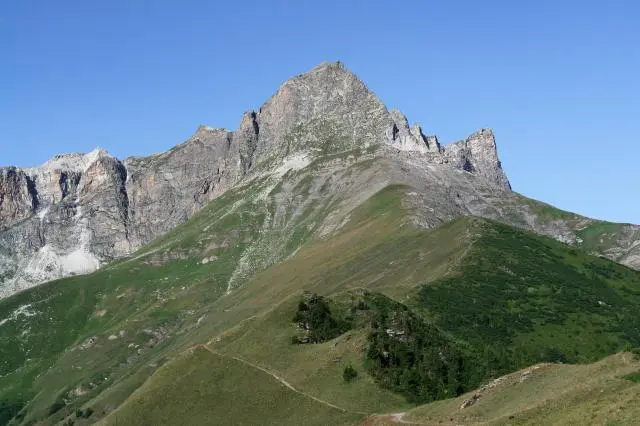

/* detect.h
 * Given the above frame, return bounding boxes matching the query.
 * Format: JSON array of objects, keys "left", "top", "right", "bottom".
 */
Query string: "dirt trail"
[
  {"left": 361, "top": 412, "right": 426, "bottom": 425},
  {"left": 201, "top": 345, "right": 367, "bottom": 415}
]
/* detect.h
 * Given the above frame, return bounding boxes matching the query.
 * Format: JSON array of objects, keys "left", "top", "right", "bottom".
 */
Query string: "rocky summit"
[{"left": 0, "top": 62, "right": 638, "bottom": 299}]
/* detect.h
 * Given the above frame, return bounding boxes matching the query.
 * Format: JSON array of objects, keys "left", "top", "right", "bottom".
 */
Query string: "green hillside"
[
  {"left": 98, "top": 347, "right": 362, "bottom": 426},
  {"left": 416, "top": 219, "right": 640, "bottom": 375},
  {"left": 2, "top": 181, "right": 640, "bottom": 425},
  {"left": 380, "top": 352, "right": 640, "bottom": 425}
]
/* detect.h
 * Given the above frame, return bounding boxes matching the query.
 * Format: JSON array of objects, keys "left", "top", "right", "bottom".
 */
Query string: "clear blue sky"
[{"left": 1, "top": 1, "right": 638, "bottom": 223}]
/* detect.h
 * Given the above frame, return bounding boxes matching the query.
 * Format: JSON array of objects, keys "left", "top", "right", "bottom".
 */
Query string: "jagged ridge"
[{"left": 0, "top": 62, "right": 513, "bottom": 296}]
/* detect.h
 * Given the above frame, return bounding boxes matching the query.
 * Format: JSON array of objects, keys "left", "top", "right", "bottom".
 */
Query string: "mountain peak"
[
  {"left": 291, "top": 61, "right": 351, "bottom": 79},
  {"left": 250, "top": 61, "right": 389, "bottom": 164},
  {"left": 36, "top": 147, "right": 112, "bottom": 173}
]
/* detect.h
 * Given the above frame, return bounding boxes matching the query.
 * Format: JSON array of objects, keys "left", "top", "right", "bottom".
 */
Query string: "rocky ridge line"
[{"left": 0, "top": 62, "right": 533, "bottom": 296}]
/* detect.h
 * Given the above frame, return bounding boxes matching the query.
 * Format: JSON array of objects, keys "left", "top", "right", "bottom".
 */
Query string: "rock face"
[
  {"left": 442, "top": 129, "right": 511, "bottom": 190},
  {"left": 0, "top": 61, "right": 636, "bottom": 297}
]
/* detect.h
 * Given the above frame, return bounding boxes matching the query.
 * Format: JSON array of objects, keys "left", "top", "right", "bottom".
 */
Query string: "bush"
[
  {"left": 75, "top": 407, "right": 95, "bottom": 418},
  {"left": 624, "top": 371, "right": 640, "bottom": 383},
  {"left": 363, "top": 293, "right": 477, "bottom": 403},
  {"left": 293, "top": 294, "right": 350, "bottom": 343},
  {"left": 542, "top": 347, "right": 568, "bottom": 363},
  {"left": 343, "top": 365, "right": 358, "bottom": 382},
  {"left": 0, "top": 400, "right": 24, "bottom": 425},
  {"left": 48, "top": 398, "right": 66, "bottom": 415}
]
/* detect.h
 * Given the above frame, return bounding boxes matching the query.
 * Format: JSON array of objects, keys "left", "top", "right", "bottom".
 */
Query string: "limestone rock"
[
  {"left": 0, "top": 61, "right": 636, "bottom": 297},
  {"left": 0, "top": 168, "right": 37, "bottom": 229},
  {"left": 441, "top": 129, "right": 511, "bottom": 190}
]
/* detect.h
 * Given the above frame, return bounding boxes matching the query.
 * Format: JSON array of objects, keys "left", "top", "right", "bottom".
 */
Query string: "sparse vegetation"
[
  {"left": 47, "top": 397, "right": 66, "bottom": 415},
  {"left": 75, "top": 407, "right": 93, "bottom": 418}
]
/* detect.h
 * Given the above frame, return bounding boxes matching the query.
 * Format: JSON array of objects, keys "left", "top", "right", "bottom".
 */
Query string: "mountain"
[
  {"left": 1, "top": 62, "right": 640, "bottom": 425},
  {"left": 2, "top": 62, "right": 639, "bottom": 299}
]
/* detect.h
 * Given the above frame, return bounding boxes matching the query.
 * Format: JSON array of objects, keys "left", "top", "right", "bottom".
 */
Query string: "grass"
[
  {"left": 2, "top": 176, "right": 640, "bottom": 425},
  {"left": 516, "top": 194, "right": 640, "bottom": 263},
  {"left": 0, "top": 178, "right": 290, "bottom": 423},
  {"left": 416, "top": 219, "right": 640, "bottom": 376},
  {"left": 98, "top": 347, "right": 363, "bottom": 426},
  {"left": 518, "top": 195, "right": 579, "bottom": 223},
  {"left": 623, "top": 371, "right": 640, "bottom": 383},
  {"left": 395, "top": 352, "right": 640, "bottom": 426},
  {"left": 211, "top": 294, "right": 411, "bottom": 415}
]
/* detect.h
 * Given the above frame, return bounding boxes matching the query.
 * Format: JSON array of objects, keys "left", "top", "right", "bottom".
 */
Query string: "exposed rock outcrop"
[
  {"left": 0, "top": 168, "right": 37, "bottom": 229},
  {"left": 0, "top": 61, "right": 635, "bottom": 297},
  {"left": 388, "top": 109, "right": 441, "bottom": 153},
  {"left": 442, "top": 129, "right": 511, "bottom": 190}
]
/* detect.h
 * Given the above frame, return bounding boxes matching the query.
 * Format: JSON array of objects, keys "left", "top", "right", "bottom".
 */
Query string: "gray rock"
[{"left": 0, "top": 61, "right": 637, "bottom": 298}]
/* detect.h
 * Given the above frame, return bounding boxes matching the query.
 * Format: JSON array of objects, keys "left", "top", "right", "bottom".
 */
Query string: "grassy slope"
[
  {"left": 517, "top": 194, "right": 640, "bottom": 262},
  {"left": 210, "top": 295, "right": 412, "bottom": 414},
  {"left": 2, "top": 174, "right": 640, "bottom": 425},
  {"left": 0, "top": 161, "right": 445, "bottom": 424},
  {"left": 395, "top": 352, "right": 640, "bottom": 426},
  {"left": 136, "top": 186, "right": 640, "bottom": 423},
  {"left": 0, "top": 169, "right": 346, "bottom": 425},
  {"left": 416, "top": 219, "right": 640, "bottom": 377},
  {"left": 98, "top": 347, "right": 362, "bottom": 426}
]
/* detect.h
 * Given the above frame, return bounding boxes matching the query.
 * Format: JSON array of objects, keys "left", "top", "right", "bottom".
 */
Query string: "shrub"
[
  {"left": 624, "top": 371, "right": 640, "bottom": 383},
  {"left": 362, "top": 293, "right": 477, "bottom": 403},
  {"left": 293, "top": 294, "right": 350, "bottom": 343},
  {"left": 48, "top": 397, "right": 66, "bottom": 415},
  {"left": 0, "top": 400, "right": 24, "bottom": 425},
  {"left": 74, "top": 407, "right": 95, "bottom": 418},
  {"left": 343, "top": 365, "right": 358, "bottom": 382}
]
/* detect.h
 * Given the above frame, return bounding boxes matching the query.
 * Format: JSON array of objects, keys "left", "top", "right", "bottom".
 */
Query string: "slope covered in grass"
[
  {"left": 2, "top": 178, "right": 640, "bottom": 425},
  {"left": 416, "top": 219, "right": 640, "bottom": 378},
  {"left": 99, "top": 347, "right": 363, "bottom": 426},
  {"left": 0, "top": 164, "right": 359, "bottom": 425},
  {"left": 210, "top": 294, "right": 412, "bottom": 415},
  {"left": 394, "top": 352, "right": 640, "bottom": 426},
  {"left": 513, "top": 194, "right": 640, "bottom": 268}
]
